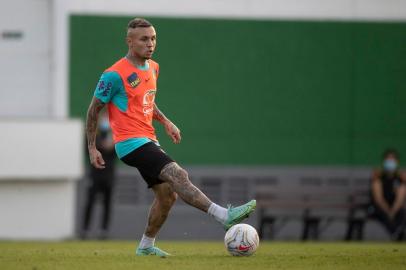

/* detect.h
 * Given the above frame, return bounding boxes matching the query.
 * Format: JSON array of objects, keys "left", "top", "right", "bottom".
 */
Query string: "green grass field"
[{"left": 1, "top": 241, "right": 405, "bottom": 270}]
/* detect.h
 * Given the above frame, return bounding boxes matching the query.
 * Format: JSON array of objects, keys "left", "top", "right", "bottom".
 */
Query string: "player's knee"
[
  {"left": 160, "top": 163, "right": 190, "bottom": 185},
  {"left": 156, "top": 188, "right": 177, "bottom": 208},
  {"left": 171, "top": 164, "right": 189, "bottom": 183},
  {"left": 159, "top": 192, "right": 177, "bottom": 209},
  {"left": 177, "top": 167, "right": 189, "bottom": 182},
  {"left": 164, "top": 192, "right": 177, "bottom": 207},
  {"left": 169, "top": 192, "right": 178, "bottom": 204}
]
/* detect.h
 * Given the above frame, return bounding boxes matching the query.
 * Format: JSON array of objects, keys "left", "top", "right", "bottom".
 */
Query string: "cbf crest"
[{"left": 127, "top": 72, "right": 140, "bottom": 88}]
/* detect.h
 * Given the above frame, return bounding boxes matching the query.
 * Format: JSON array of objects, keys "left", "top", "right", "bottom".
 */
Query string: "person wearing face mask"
[
  {"left": 370, "top": 149, "right": 406, "bottom": 240},
  {"left": 81, "top": 110, "right": 117, "bottom": 239}
]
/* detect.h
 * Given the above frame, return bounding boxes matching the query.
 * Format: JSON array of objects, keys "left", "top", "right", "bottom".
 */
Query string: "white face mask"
[{"left": 383, "top": 159, "right": 398, "bottom": 172}]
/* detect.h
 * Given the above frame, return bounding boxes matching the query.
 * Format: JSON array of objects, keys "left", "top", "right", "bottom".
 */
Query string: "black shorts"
[{"left": 120, "top": 142, "right": 174, "bottom": 188}]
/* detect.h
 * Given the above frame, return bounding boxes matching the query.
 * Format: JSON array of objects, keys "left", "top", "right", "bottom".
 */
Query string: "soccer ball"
[{"left": 224, "top": 224, "right": 259, "bottom": 256}]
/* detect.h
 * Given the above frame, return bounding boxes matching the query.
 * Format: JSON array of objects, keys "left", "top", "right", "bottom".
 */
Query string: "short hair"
[
  {"left": 127, "top": 18, "right": 153, "bottom": 29},
  {"left": 382, "top": 148, "right": 400, "bottom": 160}
]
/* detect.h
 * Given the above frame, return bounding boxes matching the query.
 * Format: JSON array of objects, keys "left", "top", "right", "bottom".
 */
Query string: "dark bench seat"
[{"left": 256, "top": 185, "right": 370, "bottom": 240}]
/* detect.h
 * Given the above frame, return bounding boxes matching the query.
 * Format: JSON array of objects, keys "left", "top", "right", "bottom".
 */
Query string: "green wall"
[{"left": 70, "top": 16, "right": 406, "bottom": 166}]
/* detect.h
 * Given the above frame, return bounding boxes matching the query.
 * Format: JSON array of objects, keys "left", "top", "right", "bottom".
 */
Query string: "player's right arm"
[
  {"left": 86, "top": 97, "right": 106, "bottom": 169},
  {"left": 389, "top": 172, "right": 406, "bottom": 218},
  {"left": 86, "top": 71, "right": 120, "bottom": 169}
]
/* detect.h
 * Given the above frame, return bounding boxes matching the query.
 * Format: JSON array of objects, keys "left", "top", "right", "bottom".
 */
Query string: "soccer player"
[{"left": 86, "top": 18, "right": 256, "bottom": 257}]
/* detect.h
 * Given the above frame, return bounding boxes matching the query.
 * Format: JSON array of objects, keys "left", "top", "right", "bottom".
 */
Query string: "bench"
[{"left": 256, "top": 177, "right": 371, "bottom": 240}]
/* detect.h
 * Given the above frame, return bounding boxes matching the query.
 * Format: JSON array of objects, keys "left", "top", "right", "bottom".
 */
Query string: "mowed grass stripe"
[{"left": 0, "top": 241, "right": 405, "bottom": 270}]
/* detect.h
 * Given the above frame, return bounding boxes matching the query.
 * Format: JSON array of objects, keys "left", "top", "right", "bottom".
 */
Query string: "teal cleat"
[
  {"left": 136, "top": 246, "right": 170, "bottom": 257},
  {"left": 224, "top": 199, "right": 256, "bottom": 230}
]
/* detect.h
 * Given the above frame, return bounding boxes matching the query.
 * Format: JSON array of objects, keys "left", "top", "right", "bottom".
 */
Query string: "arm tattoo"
[
  {"left": 86, "top": 97, "right": 105, "bottom": 149},
  {"left": 153, "top": 103, "right": 169, "bottom": 124},
  {"left": 159, "top": 162, "right": 212, "bottom": 212}
]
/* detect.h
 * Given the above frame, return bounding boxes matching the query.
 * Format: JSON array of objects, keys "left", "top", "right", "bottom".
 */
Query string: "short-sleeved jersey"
[{"left": 94, "top": 58, "right": 159, "bottom": 145}]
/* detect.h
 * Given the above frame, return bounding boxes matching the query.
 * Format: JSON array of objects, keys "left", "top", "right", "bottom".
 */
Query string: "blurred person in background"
[
  {"left": 370, "top": 149, "right": 406, "bottom": 240},
  {"left": 81, "top": 110, "right": 117, "bottom": 239}
]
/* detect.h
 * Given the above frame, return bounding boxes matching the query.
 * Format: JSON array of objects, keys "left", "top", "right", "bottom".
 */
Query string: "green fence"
[{"left": 70, "top": 16, "right": 406, "bottom": 165}]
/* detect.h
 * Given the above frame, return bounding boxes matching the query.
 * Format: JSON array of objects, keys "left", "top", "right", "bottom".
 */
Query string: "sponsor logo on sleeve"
[{"left": 98, "top": 80, "right": 112, "bottom": 97}]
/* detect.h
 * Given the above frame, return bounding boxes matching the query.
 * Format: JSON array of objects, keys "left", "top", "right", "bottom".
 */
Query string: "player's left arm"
[
  {"left": 390, "top": 172, "right": 406, "bottom": 217},
  {"left": 153, "top": 103, "right": 181, "bottom": 144}
]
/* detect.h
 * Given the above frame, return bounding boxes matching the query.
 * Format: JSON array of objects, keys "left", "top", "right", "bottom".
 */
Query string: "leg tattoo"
[{"left": 159, "top": 162, "right": 212, "bottom": 212}]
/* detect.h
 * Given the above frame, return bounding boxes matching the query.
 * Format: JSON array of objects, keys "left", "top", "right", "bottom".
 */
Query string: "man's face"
[
  {"left": 383, "top": 153, "right": 399, "bottom": 173},
  {"left": 126, "top": 26, "right": 156, "bottom": 60}
]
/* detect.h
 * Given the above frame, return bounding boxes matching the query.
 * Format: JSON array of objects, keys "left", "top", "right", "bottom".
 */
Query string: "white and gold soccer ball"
[{"left": 224, "top": 224, "right": 259, "bottom": 256}]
